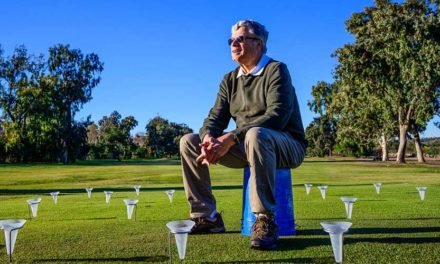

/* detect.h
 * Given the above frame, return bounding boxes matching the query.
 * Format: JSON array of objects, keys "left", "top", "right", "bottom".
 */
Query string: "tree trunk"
[
  {"left": 380, "top": 134, "right": 389, "bottom": 161},
  {"left": 396, "top": 124, "right": 408, "bottom": 163},
  {"left": 414, "top": 132, "right": 426, "bottom": 163},
  {"left": 63, "top": 103, "right": 72, "bottom": 165},
  {"left": 62, "top": 147, "right": 68, "bottom": 164}
]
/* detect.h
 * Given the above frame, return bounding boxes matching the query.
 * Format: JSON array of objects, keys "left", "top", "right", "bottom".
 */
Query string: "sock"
[
  {"left": 207, "top": 209, "right": 217, "bottom": 221},
  {"left": 255, "top": 213, "right": 273, "bottom": 219},
  {"left": 254, "top": 213, "right": 267, "bottom": 218}
]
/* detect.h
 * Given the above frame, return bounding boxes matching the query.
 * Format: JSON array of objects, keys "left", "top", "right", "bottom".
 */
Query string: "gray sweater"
[{"left": 200, "top": 59, "right": 306, "bottom": 146}]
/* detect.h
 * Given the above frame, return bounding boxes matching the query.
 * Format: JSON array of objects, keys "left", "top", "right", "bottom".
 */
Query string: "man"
[{"left": 180, "top": 20, "right": 306, "bottom": 250}]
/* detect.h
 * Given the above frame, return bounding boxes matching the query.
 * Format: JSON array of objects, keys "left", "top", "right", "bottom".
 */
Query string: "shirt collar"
[{"left": 236, "top": 54, "right": 271, "bottom": 78}]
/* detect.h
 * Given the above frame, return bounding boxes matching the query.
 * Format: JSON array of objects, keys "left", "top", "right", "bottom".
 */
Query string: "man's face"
[{"left": 230, "top": 27, "right": 262, "bottom": 66}]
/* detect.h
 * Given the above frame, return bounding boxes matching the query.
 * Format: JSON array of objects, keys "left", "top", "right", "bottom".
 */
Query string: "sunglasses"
[{"left": 227, "top": 35, "right": 260, "bottom": 45}]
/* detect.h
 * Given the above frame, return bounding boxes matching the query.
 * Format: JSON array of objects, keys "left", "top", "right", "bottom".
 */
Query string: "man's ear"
[{"left": 257, "top": 40, "right": 263, "bottom": 51}]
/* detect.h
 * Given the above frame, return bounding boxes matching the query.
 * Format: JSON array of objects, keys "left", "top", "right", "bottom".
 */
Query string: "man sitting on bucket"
[{"left": 180, "top": 19, "right": 306, "bottom": 250}]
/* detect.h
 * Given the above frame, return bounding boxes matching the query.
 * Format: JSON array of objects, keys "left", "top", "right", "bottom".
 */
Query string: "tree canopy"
[
  {"left": 308, "top": 0, "right": 440, "bottom": 163},
  {"left": 0, "top": 44, "right": 103, "bottom": 162},
  {"left": 145, "top": 116, "right": 193, "bottom": 158}
]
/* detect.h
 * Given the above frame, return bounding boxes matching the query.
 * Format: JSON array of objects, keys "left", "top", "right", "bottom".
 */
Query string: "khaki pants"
[{"left": 180, "top": 127, "right": 306, "bottom": 218}]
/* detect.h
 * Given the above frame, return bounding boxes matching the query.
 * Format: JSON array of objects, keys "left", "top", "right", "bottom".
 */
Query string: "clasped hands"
[{"left": 196, "top": 133, "right": 236, "bottom": 165}]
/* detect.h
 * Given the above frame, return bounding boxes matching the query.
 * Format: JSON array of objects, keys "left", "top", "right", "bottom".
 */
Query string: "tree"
[
  {"left": 47, "top": 44, "right": 103, "bottom": 163},
  {"left": 97, "top": 111, "right": 138, "bottom": 160},
  {"left": 87, "top": 123, "right": 99, "bottom": 145},
  {"left": 145, "top": 116, "right": 192, "bottom": 158},
  {"left": 0, "top": 45, "right": 50, "bottom": 162},
  {"left": 307, "top": 81, "right": 337, "bottom": 157},
  {"left": 132, "top": 132, "right": 148, "bottom": 158},
  {"left": 0, "top": 44, "right": 103, "bottom": 163},
  {"left": 336, "top": 0, "right": 440, "bottom": 163},
  {"left": 305, "top": 116, "right": 336, "bottom": 157}
]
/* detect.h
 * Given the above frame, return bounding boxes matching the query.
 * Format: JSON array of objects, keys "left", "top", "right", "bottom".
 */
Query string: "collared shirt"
[{"left": 236, "top": 54, "right": 271, "bottom": 78}]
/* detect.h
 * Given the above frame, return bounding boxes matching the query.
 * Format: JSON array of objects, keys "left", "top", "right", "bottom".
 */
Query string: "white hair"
[{"left": 232, "top": 20, "right": 269, "bottom": 53}]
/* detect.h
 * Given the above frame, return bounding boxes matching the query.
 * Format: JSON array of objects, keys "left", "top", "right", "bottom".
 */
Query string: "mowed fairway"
[{"left": 0, "top": 159, "right": 440, "bottom": 263}]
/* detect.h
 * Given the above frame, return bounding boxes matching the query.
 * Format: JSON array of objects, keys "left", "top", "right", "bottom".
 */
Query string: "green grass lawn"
[{"left": 0, "top": 158, "right": 439, "bottom": 263}]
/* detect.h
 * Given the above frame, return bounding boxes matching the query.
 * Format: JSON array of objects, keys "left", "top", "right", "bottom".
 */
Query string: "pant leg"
[
  {"left": 180, "top": 133, "right": 248, "bottom": 218},
  {"left": 245, "top": 127, "right": 306, "bottom": 215}
]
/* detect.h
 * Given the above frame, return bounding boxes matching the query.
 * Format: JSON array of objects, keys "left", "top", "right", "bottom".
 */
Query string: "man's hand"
[
  {"left": 196, "top": 133, "right": 236, "bottom": 165},
  {"left": 196, "top": 135, "right": 214, "bottom": 165}
]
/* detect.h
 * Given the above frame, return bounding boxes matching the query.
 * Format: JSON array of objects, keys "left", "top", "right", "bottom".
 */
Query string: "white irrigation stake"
[
  {"left": 26, "top": 198, "right": 41, "bottom": 219},
  {"left": 166, "top": 220, "right": 195, "bottom": 263},
  {"left": 318, "top": 185, "right": 328, "bottom": 199},
  {"left": 340, "top": 197, "right": 357, "bottom": 219},
  {"left": 50, "top": 192, "right": 60, "bottom": 204},
  {"left": 104, "top": 191, "right": 113, "bottom": 204},
  {"left": 0, "top": 219, "right": 26, "bottom": 263},
  {"left": 165, "top": 190, "right": 175, "bottom": 203},
  {"left": 133, "top": 185, "right": 141, "bottom": 196},
  {"left": 321, "top": 222, "right": 352, "bottom": 264},
  {"left": 304, "top": 184, "right": 313, "bottom": 195},
  {"left": 85, "top": 187, "right": 93, "bottom": 198},
  {"left": 416, "top": 187, "right": 427, "bottom": 201},
  {"left": 123, "top": 199, "right": 139, "bottom": 220},
  {"left": 373, "top": 183, "right": 382, "bottom": 194}
]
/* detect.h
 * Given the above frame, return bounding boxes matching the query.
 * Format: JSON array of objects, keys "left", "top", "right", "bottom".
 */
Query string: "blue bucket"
[{"left": 241, "top": 167, "right": 295, "bottom": 236}]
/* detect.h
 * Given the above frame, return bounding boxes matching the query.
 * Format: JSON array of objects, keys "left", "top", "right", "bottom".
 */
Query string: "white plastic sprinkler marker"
[
  {"left": 318, "top": 186, "right": 328, "bottom": 199},
  {"left": 373, "top": 183, "right": 382, "bottom": 194},
  {"left": 133, "top": 185, "right": 141, "bottom": 196},
  {"left": 104, "top": 191, "right": 113, "bottom": 204},
  {"left": 123, "top": 199, "right": 139, "bottom": 220},
  {"left": 26, "top": 198, "right": 41, "bottom": 218},
  {"left": 166, "top": 220, "right": 195, "bottom": 263},
  {"left": 304, "top": 184, "right": 313, "bottom": 195},
  {"left": 50, "top": 191, "right": 60, "bottom": 204},
  {"left": 85, "top": 187, "right": 93, "bottom": 198},
  {"left": 0, "top": 219, "right": 26, "bottom": 263},
  {"left": 340, "top": 197, "right": 357, "bottom": 219},
  {"left": 165, "top": 190, "right": 175, "bottom": 203},
  {"left": 416, "top": 187, "right": 427, "bottom": 201},
  {"left": 321, "top": 222, "right": 352, "bottom": 263}
]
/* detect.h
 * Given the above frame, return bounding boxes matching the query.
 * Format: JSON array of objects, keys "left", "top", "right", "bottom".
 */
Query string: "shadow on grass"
[
  {"left": 298, "top": 226, "right": 440, "bottom": 236},
  {"left": 346, "top": 236, "right": 440, "bottom": 244},
  {"left": 361, "top": 217, "right": 440, "bottom": 221},
  {"left": 224, "top": 230, "right": 241, "bottom": 234},
  {"left": 293, "top": 182, "right": 404, "bottom": 188},
  {"left": 273, "top": 228, "right": 440, "bottom": 251},
  {"left": 298, "top": 218, "right": 345, "bottom": 222},
  {"left": 276, "top": 237, "right": 329, "bottom": 251},
  {"left": 74, "top": 159, "right": 181, "bottom": 166},
  {"left": 0, "top": 185, "right": 244, "bottom": 195},
  {"left": 202, "top": 257, "right": 332, "bottom": 263},
  {"left": 303, "top": 159, "right": 375, "bottom": 163},
  {"left": 47, "top": 217, "right": 117, "bottom": 221},
  {"left": 356, "top": 199, "right": 388, "bottom": 202},
  {"left": 349, "top": 226, "right": 440, "bottom": 235},
  {"left": 0, "top": 159, "right": 182, "bottom": 167},
  {"left": 34, "top": 255, "right": 168, "bottom": 262}
]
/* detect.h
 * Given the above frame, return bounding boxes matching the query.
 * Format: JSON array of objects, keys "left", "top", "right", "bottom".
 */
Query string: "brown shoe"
[
  {"left": 190, "top": 213, "right": 225, "bottom": 234},
  {"left": 250, "top": 215, "right": 278, "bottom": 250}
]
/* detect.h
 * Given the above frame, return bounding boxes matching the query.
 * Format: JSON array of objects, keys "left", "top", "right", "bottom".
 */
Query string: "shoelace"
[
  {"left": 192, "top": 217, "right": 206, "bottom": 227},
  {"left": 192, "top": 211, "right": 224, "bottom": 228},
  {"left": 253, "top": 218, "right": 275, "bottom": 239}
]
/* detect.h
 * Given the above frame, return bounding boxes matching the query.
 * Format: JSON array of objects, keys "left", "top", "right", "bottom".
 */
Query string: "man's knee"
[
  {"left": 180, "top": 133, "right": 200, "bottom": 152},
  {"left": 244, "top": 127, "right": 271, "bottom": 147}
]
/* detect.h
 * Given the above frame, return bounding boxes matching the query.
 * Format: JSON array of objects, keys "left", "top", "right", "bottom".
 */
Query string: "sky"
[{"left": 1, "top": 0, "right": 439, "bottom": 137}]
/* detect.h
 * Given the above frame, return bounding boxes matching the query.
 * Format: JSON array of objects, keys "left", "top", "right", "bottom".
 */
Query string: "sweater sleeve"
[
  {"left": 230, "top": 63, "right": 294, "bottom": 139},
  {"left": 199, "top": 74, "right": 232, "bottom": 140}
]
